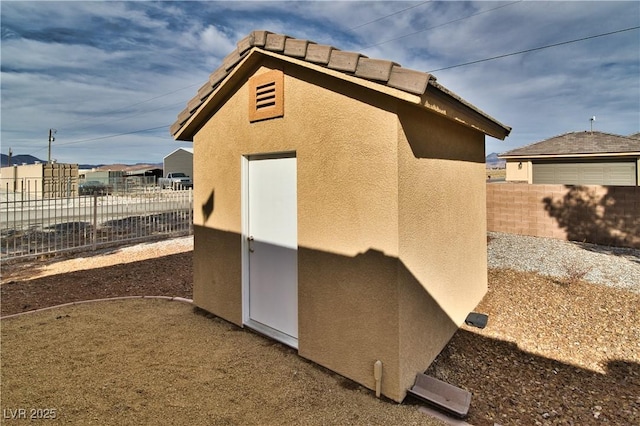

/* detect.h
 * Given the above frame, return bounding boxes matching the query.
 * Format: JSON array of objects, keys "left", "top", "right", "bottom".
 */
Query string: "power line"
[
  {"left": 348, "top": 1, "right": 432, "bottom": 31},
  {"left": 360, "top": 1, "right": 523, "bottom": 50},
  {"left": 28, "top": 125, "right": 169, "bottom": 156},
  {"left": 60, "top": 82, "right": 201, "bottom": 131},
  {"left": 71, "top": 100, "right": 187, "bottom": 134},
  {"left": 427, "top": 25, "right": 640, "bottom": 72},
  {"left": 22, "top": 3, "right": 522, "bottom": 153},
  {"left": 57, "top": 125, "right": 169, "bottom": 146},
  {"left": 20, "top": 3, "right": 636, "bottom": 157},
  {"left": 39, "top": 25, "right": 637, "bottom": 155},
  {"left": 58, "top": 3, "right": 434, "bottom": 136}
]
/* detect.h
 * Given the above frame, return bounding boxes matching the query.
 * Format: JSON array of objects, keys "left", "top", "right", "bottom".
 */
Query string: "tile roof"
[
  {"left": 170, "top": 30, "right": 510, "bottom": 139},
  {"left": 500, "top": 131, "right": 640, "bottom": 158}
]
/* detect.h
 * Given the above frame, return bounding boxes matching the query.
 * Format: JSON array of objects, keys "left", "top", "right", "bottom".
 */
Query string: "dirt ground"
[
  {"left": 1, "top": 239, "right": 639, "bottom": 425},
  {"left": 1, "top": 299, "right": 445, "bottom": 425}
]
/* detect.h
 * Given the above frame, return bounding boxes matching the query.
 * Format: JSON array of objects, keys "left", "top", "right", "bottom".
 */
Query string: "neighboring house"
[
  {"left": 500, "top": 131, "right": 640, "bottom": 186},
  {"left": 163, "top": 147, "right": 193, "bottom": 178},
  {"left": 171, "top": 30, "right": 510, "bottom": 402}
]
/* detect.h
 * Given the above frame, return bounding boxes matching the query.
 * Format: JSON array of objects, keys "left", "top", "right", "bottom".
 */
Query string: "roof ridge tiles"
[{"left": 170, "top": 30, "right": 492, "bottom": 138}]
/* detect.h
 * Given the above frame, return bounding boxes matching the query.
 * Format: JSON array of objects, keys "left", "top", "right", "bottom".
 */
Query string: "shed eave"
[{"left": 423, "top": 81, "right": 511, "bottom": 140}]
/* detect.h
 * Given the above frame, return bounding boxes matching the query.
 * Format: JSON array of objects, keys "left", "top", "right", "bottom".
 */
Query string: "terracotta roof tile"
[
  {"left": 354, "top": 58, "right": 398, "bottom": 82},
  {"left": 387, "top": 66, "right": 431, "bottom": 95},
  {"left": 170, "top": 30, "right": 457, "bottom": 138},
  {"left": 169, "top": 121, "right": 183, "bottom": 136},
  {"left": 236, "top": 34, "right": 253, "bottom": 55},
  {"left": 305, "top": 44, "right": 336, "bottom": 64},
  {"left": 327, "top": 51, "right": 365, "bottom": 73},
  {"left": 197, "top": 81, "right": 214, "bottom": 100},
  {"left": 500, "top": 131, "right": 640, "bottom": 157},
  {"left": 284, "top": 38, "right": 313, "bottom": 58},
  {"left": 222, "top": 49, "right": 244, "bottom": 71},
  {"left": 251, "top": 30, "right": 270, "bottom": 47},
  {"left": 176, "top": 107, "right": 191, "bottom": 126},
  {"left": 265, "top": 33, "right": 288, "bottom": 52},
  {"left": 209, "top": 67, "right": 229, "bottom": 87},
  {"left": 187, "top": 96, "right": 203, "bottom": 113}
]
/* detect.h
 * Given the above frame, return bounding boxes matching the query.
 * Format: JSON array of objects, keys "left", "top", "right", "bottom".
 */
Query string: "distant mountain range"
[
  {"left": 2, "top": 152, "right": 503, "bottom": 170},
  {"left": 486, "top": 152, "right": 506, "bottom": 169},
  {"left": 0, "top": 154, "right": 44, "bottom": 167},
  {"left": 1, "top": 154, "right": 160, "bottom": 170}
]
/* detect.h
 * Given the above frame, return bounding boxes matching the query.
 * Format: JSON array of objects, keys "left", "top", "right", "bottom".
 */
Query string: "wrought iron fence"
[{"left": 1, "top": 180, "right": 193, "bottom": 261}]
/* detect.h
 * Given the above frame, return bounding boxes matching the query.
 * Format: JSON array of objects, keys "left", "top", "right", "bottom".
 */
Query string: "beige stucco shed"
[{"left": 171, "top": 31, "right": 510, "bottom": 402}]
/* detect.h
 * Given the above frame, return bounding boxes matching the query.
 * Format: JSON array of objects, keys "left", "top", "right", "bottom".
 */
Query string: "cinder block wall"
[{"left": 487, "top": 183, "right": 640, "bottom": 248}]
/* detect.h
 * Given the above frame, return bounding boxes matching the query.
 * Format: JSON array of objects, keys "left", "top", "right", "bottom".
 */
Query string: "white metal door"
[{"left": 245, "top": 155, "right": 298, "bottom": 347}]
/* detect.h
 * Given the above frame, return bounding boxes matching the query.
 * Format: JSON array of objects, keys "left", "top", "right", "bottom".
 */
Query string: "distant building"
[
  {"left": 0, "top": 162, "right": 78, "bottom": 196},
  {"left": 163, "top": 147, "right": 193, "bottom": 178},
  {"left": 500, "top": 131, "right": 640, "bottom": 186}
]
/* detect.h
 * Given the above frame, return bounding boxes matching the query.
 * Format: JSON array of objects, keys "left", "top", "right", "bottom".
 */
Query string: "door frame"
[{"left": 241, "top": 151, "right": 298, "bottom": 349}]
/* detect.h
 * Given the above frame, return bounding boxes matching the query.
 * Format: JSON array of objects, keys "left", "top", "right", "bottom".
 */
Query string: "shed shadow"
[
  {"left": 398, "top": 106, "right": 486, "bottom": 163},
  {"left": 543, "top": 185, "right": 640, "bottom": 250},
  {"left": 202, "top": 190, "right": 215, "bottom": 222},
  {"left": 422, "top": 329, "right": 639, "bottom": 425}
]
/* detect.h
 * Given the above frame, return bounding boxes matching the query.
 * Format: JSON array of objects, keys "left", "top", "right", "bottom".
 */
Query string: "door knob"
[{"left": 248, "top": 236, "right": 254, "bottom": 252}]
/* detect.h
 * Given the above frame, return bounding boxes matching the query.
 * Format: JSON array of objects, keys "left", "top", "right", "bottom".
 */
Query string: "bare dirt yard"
[{"left": 1, "top": 236, "right": 639, "bottom": 425}]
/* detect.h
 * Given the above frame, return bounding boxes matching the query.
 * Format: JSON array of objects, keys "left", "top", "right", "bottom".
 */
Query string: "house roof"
[
  {"left": 164, "top": 147, "right": 194, "bottom": 159},
  {"left": 500, "top": 131, "right": 640, "bottom": 159},
  {"left": 171, "top": 30, "right": 511, "bottom": 141}
]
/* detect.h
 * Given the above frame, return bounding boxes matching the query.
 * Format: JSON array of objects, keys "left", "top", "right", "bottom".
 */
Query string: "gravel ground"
[{"left": 488, "top": 232, "right": 640, "bottom": 293}]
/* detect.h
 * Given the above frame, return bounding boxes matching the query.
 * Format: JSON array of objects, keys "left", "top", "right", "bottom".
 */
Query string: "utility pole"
[
  {"left": 48, "top": 129, "right": 57, "bottom": 163},
  {"left": 8, "top": 147, "right": 12, "bottom": 166}
]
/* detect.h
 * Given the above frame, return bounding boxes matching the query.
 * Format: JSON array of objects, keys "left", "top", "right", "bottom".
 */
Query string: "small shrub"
[{"left": 559, "top": 259, "right": 592, "bottom": 287}]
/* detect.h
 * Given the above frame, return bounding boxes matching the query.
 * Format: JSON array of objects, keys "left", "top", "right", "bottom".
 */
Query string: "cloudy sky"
[{"left": 1, "top": 1, "right": 638, "bottom": 165}]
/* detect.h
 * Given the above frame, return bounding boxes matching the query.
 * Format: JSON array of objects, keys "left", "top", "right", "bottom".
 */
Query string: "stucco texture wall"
[
  {"left": 396, "top": 103, "right": 487, "bottom": 394},
  {"left": 191, "top": 59, "right": 488, "bottom": 402},
  {"left": 505, "top": 159, "right": 531, "bottom": 182}
]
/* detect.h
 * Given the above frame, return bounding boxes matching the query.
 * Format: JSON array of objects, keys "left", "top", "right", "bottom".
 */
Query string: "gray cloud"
[{"left": 1, "top": 1, "right": 638, "bottom": 164}]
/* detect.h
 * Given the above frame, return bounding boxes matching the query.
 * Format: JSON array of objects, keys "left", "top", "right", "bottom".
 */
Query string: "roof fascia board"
[
  {"left": 421, "top": 82, "right": 511, "bottom": 140},
  {"left": 500, "top": 152, "right": 640, "bottom": 160}
]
